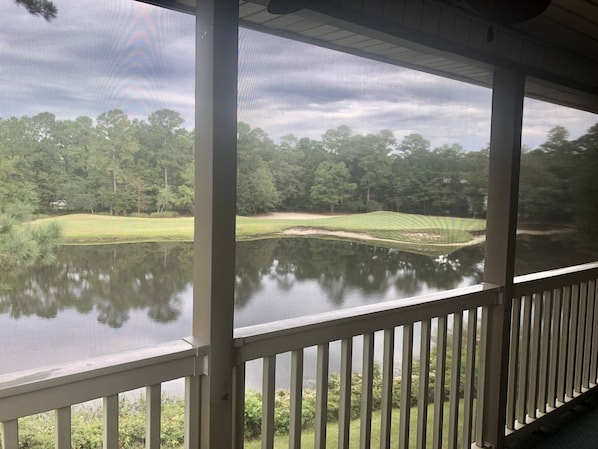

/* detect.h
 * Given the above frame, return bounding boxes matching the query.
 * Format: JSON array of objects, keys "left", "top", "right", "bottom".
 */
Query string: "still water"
[
  {"left": 0, "top": 239, "right": 482, "bottom": 375},
  {"left": 0, "top": 233, "right": 595, "bottom": 378}
]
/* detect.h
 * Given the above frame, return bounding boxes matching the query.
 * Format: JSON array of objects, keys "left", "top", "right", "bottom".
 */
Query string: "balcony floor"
[{"left": 508, "top": 394, "right": 598, "bottom": 449}]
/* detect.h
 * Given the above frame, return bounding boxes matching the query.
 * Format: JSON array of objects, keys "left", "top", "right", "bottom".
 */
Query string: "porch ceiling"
[{"left": 140, "top": 0, "right": 598, "bottom": 114}]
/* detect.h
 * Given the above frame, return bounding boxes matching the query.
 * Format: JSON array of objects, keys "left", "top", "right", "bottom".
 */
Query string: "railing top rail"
[
  {"left": 513, "top": 261, "right": 598, "bottom": 296},
  {"left": 233, "top": 283, "right": 499, "bottom": 363},
  {"left": 0, "top": 337, "right": 208, "bottom": 420}
]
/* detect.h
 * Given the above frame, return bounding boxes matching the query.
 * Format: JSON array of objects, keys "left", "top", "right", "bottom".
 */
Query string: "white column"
[
  {"left": 194, "top": 0, "right": 238, "bottom": 448},
  {"left": 480, "top": 67, "right": 525, "bottom": 449}
]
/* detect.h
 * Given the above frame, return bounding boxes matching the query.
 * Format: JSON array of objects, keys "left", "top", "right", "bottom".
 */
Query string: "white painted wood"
[
  {"left": 475, "top": 307, "right": 489, "bottom": 448},
  {"left": 262, "top": 356, "right": 276, "bottom": 449},
  {"left": 399, "top": 324, "right": 414, "bottom": 449},
  {"left": 0, "top": 339, "right": 202, "bottom": 422},
  {"left": 338, "top": 338, "right": 352, "bottom": 449},
  {"left": 558, "top": 287, "right": 571, "bottom": 403},
  {"left": 575, "top": 283, "right": 588, "bottom": 392},
  {"left": 590, "top": 281, "right": 598, "bottom": 384},
  {"left": 433, "top": 316, "right": 447, "bottom": 449},
  {"left": 55, "top": 407, "right": 71, "bottom": 449},
  {"left": 513, "top": 262, "right": 598, "bottom": 296},
  {"left": 314, "top": 344, "right": 329, "bottom": 449},
  {"left": 146, "top": 384, "right": 161, "bottom": 449},
  {"left": 233, "top": 364, "right": 245, "bottom": 449},
  {"left": 582, "top": 281, "right": 595, "bottom": 389},
  {"left": 480, "top": 66, "right": 525, "bottom": 449},
  {"left": 1, "top": 420, "right": 18, "bottom": 449},
  {"left": 185, "top": 375, "right": 201, "bottom": 449},
  {"left": 194, "top": 0, "right": 238, "bottom": 447},
  {"left": 517, "top": 295, "right": 532, "bottom": 425},
  {"left": 289, "top": 350, "right": 303, "bottom": 449},
  {"left": 103, "top": 395, "right": 119, "bottom": 449},
  {"left": 548, "top": 290, "right": 561, "bottom": 409},
  {"left": 528, "top": 293, "right": 542, "bottom": 418},
  {"left": 448, "top": 312, "right": 463, "bottom": 449},
  {"left": 360, "top": 333, "right": 374, "bottom": 449},
  {"left": 506, "top": 296, "right": 521, "bottom": 430},
  {"left": 234, "top": 285, "right": 499, "bottom": 363},
  {"left": 566, "top": 284, "right": 580, "bottom": 398},
  {"left": 463, "top": 309, "right": 477, "bottom": 446},
  {"left": 380, "top": 329, "right": 395, "bottom": 449},
  {"left": 538, "top": 291, "right": 552, "bottom": 413},
  {"left": 416, "top": 320, "right": 431, "bottom": 449}
]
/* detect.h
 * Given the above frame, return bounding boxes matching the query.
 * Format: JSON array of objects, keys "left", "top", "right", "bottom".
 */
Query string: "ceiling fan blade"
[
  {"left": 267, "top": 0, "right": 321, "bottom": 14},
  {"left": 465, "top": 0, "right": 552, "bottom": 24}
]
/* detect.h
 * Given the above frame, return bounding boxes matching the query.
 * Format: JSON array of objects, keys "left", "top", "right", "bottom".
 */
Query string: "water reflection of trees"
[
  {"left": 0, "top": 239, "right": 485, "bottom": 327},
  {"left": 235, "top": 239, "right": 484, "bottom": 308},
  {"left": 0, "top": 243, "right": 192, "bottom": 328}
]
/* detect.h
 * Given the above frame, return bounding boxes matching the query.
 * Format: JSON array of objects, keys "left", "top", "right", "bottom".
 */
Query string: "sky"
[{"left": 1, "top": 0, "right": 595, "bottom": 151}]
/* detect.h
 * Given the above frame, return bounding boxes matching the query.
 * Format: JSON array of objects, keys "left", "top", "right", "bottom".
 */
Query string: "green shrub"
[{"left": 150, "top": 211, "right": 180, "bottom": 218}]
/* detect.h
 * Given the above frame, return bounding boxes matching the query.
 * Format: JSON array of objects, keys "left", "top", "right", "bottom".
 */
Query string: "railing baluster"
[
  {"left": 1, "top": 420, "right": 18, "bottom": 449},
  {"left": 416, "top": 320, "right": 431, "bottom": 449},
  {"left": 262, "top": 355, "right": 276, "bottom": 449},
  {"left": 185, "top": 375, "right": 202, "bottom": 449},
  {"left": 538, "top": 291, "right": 552, "bottom": 413},
  {"left": 103, "top": 394, "right": 119, "bottom": 449},
  {"left": 566, "top": 284, "right": 580, "bottom": 398},
  {"left": 360, "top": 333, "right": 374, "bottom": 449},
  {"left": 315, "top": 343, "right": 329, "bottom": 449},
  {"left": 289, "top": 349, "right": 304, "bottom": 449},
  {"left": 433, "top": 316, "right": 447, "bottom": 449},
  {"left": 506, "top": 296, "right": 521, "bottom": 430},
  {"left": 338, "top": 338, "right": 353, "bottom": 449},
  {"left": 528, "top": 293, "right": 542, "bottom": 419},
  {"left": 233, "top": 364, "right": 246, "bottom": 449},
  {"left": 557, "top": 286, "right": 571, "bottom": 404},
  {"left": 475, "top": 307, "right": 489, "bottom": 448},
  {"left": 591, "top": 280, "right": 598, "bottom": 385},
  {"left": 55, "top": 407, "right": 71, "bottom": 449},
  {"left": 399, "top": 324, "right": 414, "bottom": 449},
  {"left": 463, "top": 309, "right": 477, "bottom": 447},
  {"left": 575, "top": 283, "right": 588, "bottom": 393},
  {"left": 448, "top": 312, "right": 462, "bottom": 449},
  {"left": 380, "top": 328, "right": 395, "bottom": 449},
  {"left": 146, "top": 384, "right": 161, "bottom": 449},
  {"left": 547, "top": 289, "right": 561, "bottom": 409},
  {"left": 517, "top": 295, "right": 532, "bottom": 425},
  {"left": 582, "top": 281, "right": 595, "bottom": 389}
]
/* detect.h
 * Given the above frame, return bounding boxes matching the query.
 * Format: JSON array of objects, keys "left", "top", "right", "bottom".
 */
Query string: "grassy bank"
[{"left": 31, "top": 212, "right": 486, "bottom": 252}]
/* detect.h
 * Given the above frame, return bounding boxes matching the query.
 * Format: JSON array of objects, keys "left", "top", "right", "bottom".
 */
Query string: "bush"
[{"left": 150, "top": 211, "right": 180, "bottom": 218}]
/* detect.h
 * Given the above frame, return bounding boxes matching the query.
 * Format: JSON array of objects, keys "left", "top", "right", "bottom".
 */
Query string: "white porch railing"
[
  {"left": 233, "top": 284, "right": 500, "bottom": 449},
  {"left": 505, "top": 261, "right": 598, "bottom": 446},
  {"left": 0, "top": 337, "right": 208, "bottom": 449}
]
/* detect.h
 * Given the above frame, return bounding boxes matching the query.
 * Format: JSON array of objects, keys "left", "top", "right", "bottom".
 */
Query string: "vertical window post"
[
  {"left": 194, "top": 0, "right": 238, "bottom": 448},
  {"left": 480, "top": 68, "right": 525, "bottom": 449}
]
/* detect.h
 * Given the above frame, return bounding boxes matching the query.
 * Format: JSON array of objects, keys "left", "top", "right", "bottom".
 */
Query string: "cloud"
[{"left": 0, "top": 0, "right": 594, "bottom": 150}]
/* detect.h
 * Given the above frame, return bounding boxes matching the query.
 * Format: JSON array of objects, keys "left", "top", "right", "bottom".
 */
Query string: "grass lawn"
[
  {"left": 32, "top": 212, "right": 486, "bottom": 253},
  {"left": 243, "top": 400, "right": 468, "bottom": 449}
]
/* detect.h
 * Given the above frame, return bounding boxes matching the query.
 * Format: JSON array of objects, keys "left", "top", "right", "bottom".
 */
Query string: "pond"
[{"left": 0, "top": 233, "right": 595, "bottom": 378}]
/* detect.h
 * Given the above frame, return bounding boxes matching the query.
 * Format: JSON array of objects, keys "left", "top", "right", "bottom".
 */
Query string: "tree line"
[{"left": 1, "top": 110, "right": 596, "bottom": 228}]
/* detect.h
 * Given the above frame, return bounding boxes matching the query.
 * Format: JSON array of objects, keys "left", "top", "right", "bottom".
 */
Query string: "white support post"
[
  {"left": 103, "top": 395, "right": 119, "bottom": 449},
  {"left": 146, "top": 384, "right": 161, "bottom": 449},
  {"left": 55, "top": 407, "right": 71, "bottom": 449},
  {"left": 194, "top": 1, "right": 238, "bottom": 448},
  {"left": 480, "top": 68, "right": 525, "bottom": 449},
  {"left": 1, "top": 420, "right": 18, "bottom": 449}
]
